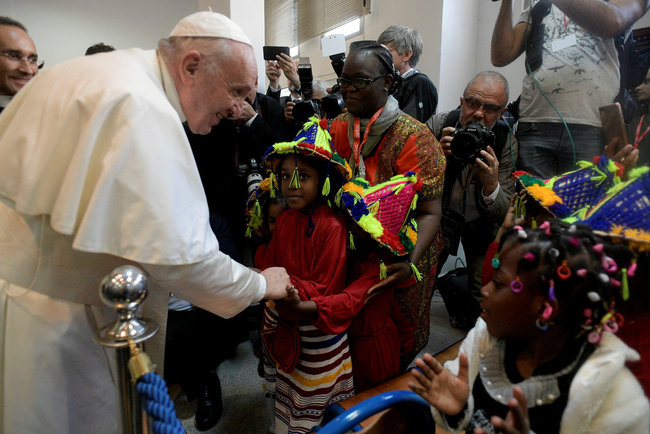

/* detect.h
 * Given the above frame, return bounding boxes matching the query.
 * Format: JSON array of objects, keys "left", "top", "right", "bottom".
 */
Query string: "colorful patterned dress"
[
  {"left": 330, "top": 112, "right": 446, "bottom": 364},
  {"left": 259, "top": 205, "right": 355, "bottom": 433}
]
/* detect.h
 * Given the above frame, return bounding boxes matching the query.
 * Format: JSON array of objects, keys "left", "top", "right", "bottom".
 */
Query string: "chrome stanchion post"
[{"left": 94, "top": 265, "right": 160, "bottom": 434}]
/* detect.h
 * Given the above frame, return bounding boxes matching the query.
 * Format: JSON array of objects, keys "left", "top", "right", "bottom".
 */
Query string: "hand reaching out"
[
  {"left": 496, "top": 190, "right": 526, "bottom": 242},
  {"left": 408, "top": 352, "right": 470, "bottom": 417},
  {"left": 604, "top": 138, "right": 639, "bottom": 175},
  {"left": 474, "top": 386, "right": 530, "bottom": 434},
  {"left": 366, "top": 260, "right": 412, "bottom": 297},
  {"left": 274, "top": 285, "right": 317, "bottom": 321}
]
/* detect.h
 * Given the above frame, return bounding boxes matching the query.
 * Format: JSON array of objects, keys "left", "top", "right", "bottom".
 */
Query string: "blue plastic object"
[{"left": 317, "top": 390, "right": 433, "bottom": 434}]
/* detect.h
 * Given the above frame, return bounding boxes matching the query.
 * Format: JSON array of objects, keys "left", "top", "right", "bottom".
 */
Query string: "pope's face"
[
  {"left": 0, "top": 25, "right": 39, "bottom": 96},
  {"left": 182, "top": 41, "right": 257, "bottom": 135}
]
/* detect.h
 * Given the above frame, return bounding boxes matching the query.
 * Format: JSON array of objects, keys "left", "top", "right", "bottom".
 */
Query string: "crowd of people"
[{"left": 0, "top": 2, "right": 650, "bottom": 433}]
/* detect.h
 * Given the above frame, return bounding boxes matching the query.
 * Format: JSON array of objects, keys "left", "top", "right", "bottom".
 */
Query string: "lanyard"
[
  {"left": 352, "top": 107, "right": 384, "bottom": 167},
  {"left": 635, "top": 113, "right": 650, "bottom": 149}
]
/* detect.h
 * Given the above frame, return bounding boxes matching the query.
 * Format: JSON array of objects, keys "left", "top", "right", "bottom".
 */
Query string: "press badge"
[{"left": 551, "top": 34, "right": 577, "bottom": 52}]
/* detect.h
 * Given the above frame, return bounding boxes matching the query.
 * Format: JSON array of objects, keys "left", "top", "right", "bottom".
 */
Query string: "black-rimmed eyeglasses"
[
  {"left": 336, "top": 74, "right": 386, "bottom": 91},
  {"left": 0, "top": 50, "right": 44, "bottom": 70}
]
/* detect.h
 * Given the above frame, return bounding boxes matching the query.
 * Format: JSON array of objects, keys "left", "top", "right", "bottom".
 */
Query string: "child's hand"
[
  {"left": 408, "top": 352, "right": 470, "bottom": 416},
  {"left": 496, "top": 191, "right": 526, "bottom": 243},
  {"left": 474, "top": 386, "right": 530, "bottom": 434},
  {"left": 275, "top": 286, "right": 318, "bottom": 321},
  {"left": 275, "top": 285, "right": 302, "bottom": 319},
  {"left": 367, "top": 260, "right": 411, "bottom": 296}
]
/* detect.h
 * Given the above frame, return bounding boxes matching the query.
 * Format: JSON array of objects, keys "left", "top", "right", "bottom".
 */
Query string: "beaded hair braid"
[{"left": 497, "top": 220, "right": 635, "bottom": 344}]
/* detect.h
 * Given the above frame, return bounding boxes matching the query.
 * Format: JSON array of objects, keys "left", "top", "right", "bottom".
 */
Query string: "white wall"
[
  {"left": 3, "top": 0, "right": 197, "bottom": 67},
  {"left": 438, "top": 0, "right": 478, "bottom": 112},
  {"left": 287, "top": 0, "right": 444, "bottom": 90},
  {"left": 289, "top": 0, "right": 526, "bottom": 113},
  {"left": 203, "top": 0, "right": 267, "bottom": 92},
  {"left": 6, "top": 0, "right": 649, "bottom": 106}
]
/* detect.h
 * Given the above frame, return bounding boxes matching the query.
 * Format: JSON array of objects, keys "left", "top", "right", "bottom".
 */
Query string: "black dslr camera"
[
  {"left": 292, "top": 63, "right": 319, "bottom": 125},
  {"left": 450, "top": 122, "right": 495, "bottom": 164},
  {"left": 292, "top": 57, "right": 346, "bottom": 125}
]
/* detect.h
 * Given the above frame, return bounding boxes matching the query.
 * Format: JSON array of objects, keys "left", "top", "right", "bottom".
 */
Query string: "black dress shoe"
[{"left": 195, "top": 373, "right": 223, "bottom": 431}]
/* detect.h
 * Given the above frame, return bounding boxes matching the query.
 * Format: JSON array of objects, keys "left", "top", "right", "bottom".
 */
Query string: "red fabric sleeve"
[{"left": 310, "top": 259, "right": 377, "bottom": 334}]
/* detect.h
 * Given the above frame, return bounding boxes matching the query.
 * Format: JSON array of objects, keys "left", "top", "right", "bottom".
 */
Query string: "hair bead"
[{"left": 510, "top": 277, "right": 523, "bottom": 293}]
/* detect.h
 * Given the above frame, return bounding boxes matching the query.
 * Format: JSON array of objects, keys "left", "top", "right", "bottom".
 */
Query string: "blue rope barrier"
[{"left": 136, "top": 372, "right": 185, "bottom": 434}]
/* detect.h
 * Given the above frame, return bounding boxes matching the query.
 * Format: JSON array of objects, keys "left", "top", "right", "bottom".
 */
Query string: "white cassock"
[{"left": 0, "top": 48, "right": 266, "bottom": 433}]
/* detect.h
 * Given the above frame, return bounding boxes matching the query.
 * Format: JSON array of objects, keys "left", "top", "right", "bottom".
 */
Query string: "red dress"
[
  {"left": 259, "top": 205, "right": 358, "bottom": 432},
  {"left": 345, "top": 251, "right": 413, "bottom": 392},
  {"left": 330, "top": 112, "right": 446, "bottom": 363}
]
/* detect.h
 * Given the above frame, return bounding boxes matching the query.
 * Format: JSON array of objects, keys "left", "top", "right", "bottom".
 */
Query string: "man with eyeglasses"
[
  {"left": 426, "top": 71, "right": 518, "bottom": 330},
  {"left": 0, "top": 16, "right": 40, "bottom": 113}
]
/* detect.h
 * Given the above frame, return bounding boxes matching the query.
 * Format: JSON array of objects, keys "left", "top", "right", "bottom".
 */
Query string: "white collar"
[
  {"left": 156, "top": 50, "right": 186, "bottom": 123},
  {"left": 401, "top": 68, "right": 416, "bottom": 79}
]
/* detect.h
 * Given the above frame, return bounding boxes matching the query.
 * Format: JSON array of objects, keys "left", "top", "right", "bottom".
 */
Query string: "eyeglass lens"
[
  {"left": 464, "top": 97, "right": 502, "bottom": 114},
  {"left": 1, "top": 50, "right": 43, "bottom": 69}
]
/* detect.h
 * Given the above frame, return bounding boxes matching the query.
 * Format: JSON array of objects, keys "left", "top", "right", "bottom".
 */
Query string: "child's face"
[
  {"left": 267, "top": 202, "right": 286, "bottom": 234},
  {"left": 479, "top": 242, "right": 545, "bottom": 339},
  {"left": 280, "top": 156, "right": 320, "bottom": 212}
]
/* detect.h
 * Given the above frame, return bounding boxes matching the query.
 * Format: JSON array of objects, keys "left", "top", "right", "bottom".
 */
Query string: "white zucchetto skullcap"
[{"left": 169, "top": 11, "right": 251, "bottom": 46}]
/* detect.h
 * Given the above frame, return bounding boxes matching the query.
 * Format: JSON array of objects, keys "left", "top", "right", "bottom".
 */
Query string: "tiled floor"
[{"left": 175, "top": 291, "right": 467, "bottom": 433}]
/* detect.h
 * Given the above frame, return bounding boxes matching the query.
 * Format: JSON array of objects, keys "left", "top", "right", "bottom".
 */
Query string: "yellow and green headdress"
[
  {"left": 264, "top": 116, "right": 351, "bottom": 197},
  {"left": 514, "top": 155, "right": 623, "bottom": 219},
  {"left": 244, "top": 176, "right": 278, "bottom": 238},
  {"left": 341, "top": 172, "right": 423, "bottom": 280}
]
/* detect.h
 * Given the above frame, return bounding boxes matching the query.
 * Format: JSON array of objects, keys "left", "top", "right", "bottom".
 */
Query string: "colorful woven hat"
[
  {"left": 264, "top": 116, "right": 352, "bottom": 197},
  {"left": 514, "top": 155, "right": 622, "bottom": 219},
  {"left": 244, "top": 176, "right": 277, "bottom": 238},
  {"left": 570, "top": 167, "right": 650, "bottom": 252},
  {"left": 341, "top": 172, "right": 423, "bottom": 280}
]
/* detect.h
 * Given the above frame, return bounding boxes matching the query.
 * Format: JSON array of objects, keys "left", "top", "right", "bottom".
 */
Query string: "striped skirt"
[{"left": 263, "top": 303, "right": 355, "bottom": 434}]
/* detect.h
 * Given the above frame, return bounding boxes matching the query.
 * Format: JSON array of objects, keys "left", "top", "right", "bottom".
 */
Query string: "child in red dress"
[{"left": 258, "top": 118, "right": 355, "bottom": 433}]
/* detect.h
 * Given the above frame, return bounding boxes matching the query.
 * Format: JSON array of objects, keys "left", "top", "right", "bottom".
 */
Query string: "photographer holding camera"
[{"left": 425, "top": 71, "right": 518, "bottom": 330}]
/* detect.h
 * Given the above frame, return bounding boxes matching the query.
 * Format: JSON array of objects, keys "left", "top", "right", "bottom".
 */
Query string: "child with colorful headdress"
[
  {"left": 340, "top": 172, "right": 422, "bottom": 392},
  {"left": 258, "top": 117, "right": 355, "bottom": 433},
  {"left": 409, "top": 220, "right": 649, "bottom": 433}
]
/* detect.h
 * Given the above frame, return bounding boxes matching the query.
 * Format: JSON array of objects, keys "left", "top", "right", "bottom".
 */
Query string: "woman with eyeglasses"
[{"left": 330, "top": 41, "right": 446, "bottom": 371}]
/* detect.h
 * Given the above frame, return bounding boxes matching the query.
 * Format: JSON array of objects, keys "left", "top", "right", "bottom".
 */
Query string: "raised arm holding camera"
[
  {"left": 265, "top": 51, "right": 301, "bottom": 104},
  {"left": 426, "top": 71, "right": 518, "bottom": 330}
]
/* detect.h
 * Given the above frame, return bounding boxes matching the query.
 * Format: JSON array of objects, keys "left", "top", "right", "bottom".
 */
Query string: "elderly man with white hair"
[{"left": 0, "top": 11, "right": 291, "bottom": 433}]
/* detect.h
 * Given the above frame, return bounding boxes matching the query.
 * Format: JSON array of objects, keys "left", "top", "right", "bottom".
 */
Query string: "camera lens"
[
  {"left": 246, "top": 172, "right": 263, "bottom": 195},
  {"left": 450, "top": 123, "right": 495, "bottom": 163}
]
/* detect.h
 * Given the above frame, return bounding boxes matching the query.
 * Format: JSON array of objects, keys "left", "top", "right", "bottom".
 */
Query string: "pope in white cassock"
[{"left": 0, "top": 11, "right": 291, "bottom": 433}]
